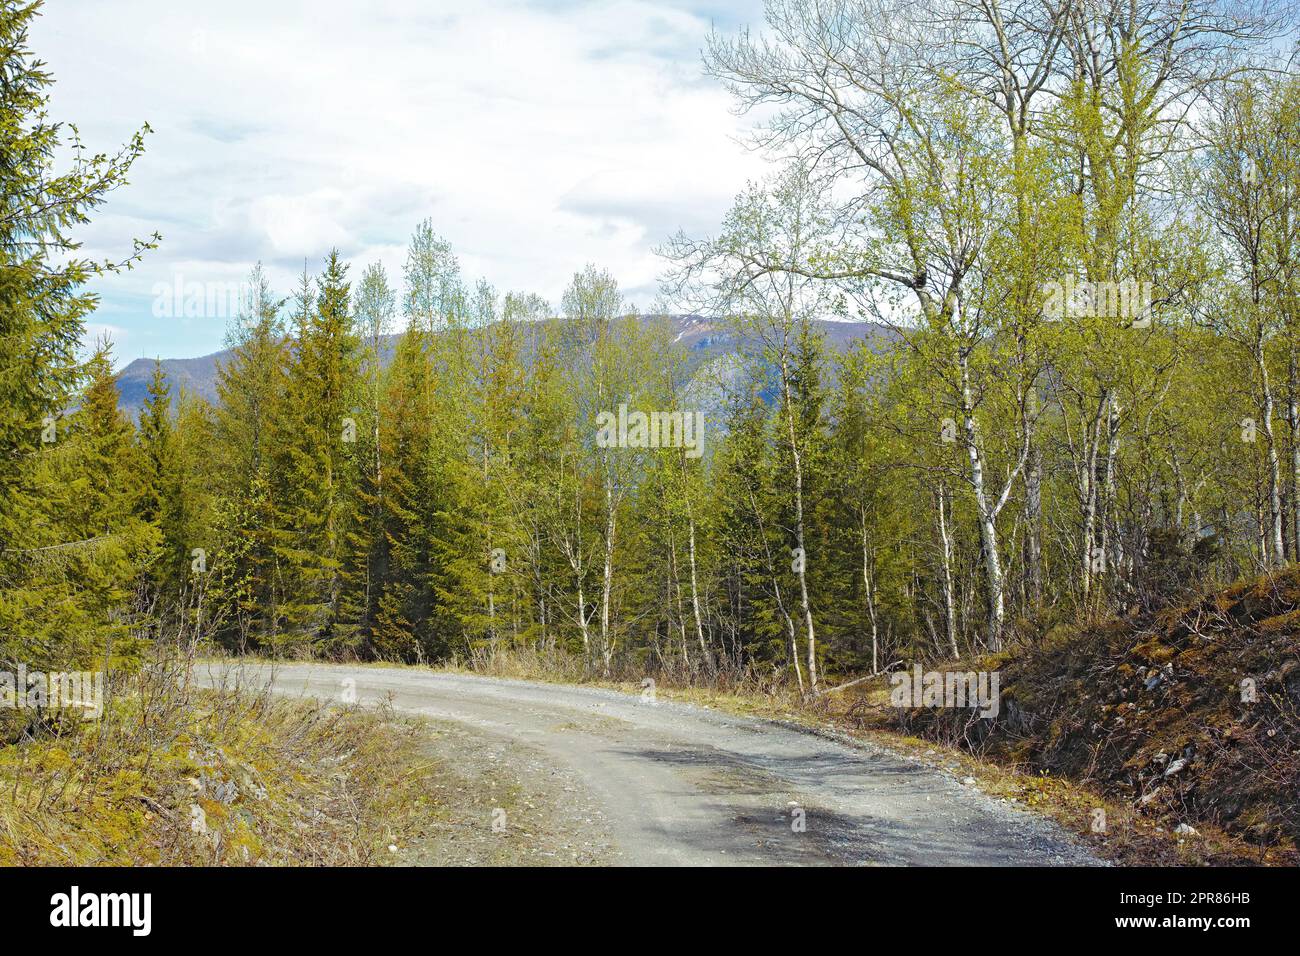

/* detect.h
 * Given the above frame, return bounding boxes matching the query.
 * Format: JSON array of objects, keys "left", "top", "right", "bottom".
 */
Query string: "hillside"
[
  {"left": 113, "top": 315, "right": 891, "bottom": 415},
  {"left": 889, "top": 570, "right": 1300, "bottom": 862}
]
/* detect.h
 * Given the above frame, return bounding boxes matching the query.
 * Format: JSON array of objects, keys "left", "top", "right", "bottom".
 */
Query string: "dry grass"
[{"left": 0, "top": 653, "right": 440, "bottom": 866}]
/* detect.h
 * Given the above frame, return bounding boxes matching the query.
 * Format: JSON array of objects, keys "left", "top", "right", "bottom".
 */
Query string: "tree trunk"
[
  {"left": 1024, "top": 419, "right": 1044, "bottom": 609},
  {"left": 1098, "top": 393, "right": 1121, "bottom": 597},
  {"left": 960, "top": 354, "right": 1005, "bottom": 650},
  {"left": 668, "top": 532, "right": 690, "bottom": 671},
  {"left": 752, "top": 489, "right": 803, "bottom": 695},
  {"left": 936, "top": 483, "right": 960, "bottom": 659},
  {"left": 860, "top": 509, "right": 879, "bottom": 675},
  {"left": 780, "top": 357, "right": 817, "bottom": 689},
  {"left": 1290, "top": 350, "right": 1300, "bottom": 561},
  {"left": 687, "top": 512, "right": 712, "bottom": 672},
  {"left": 1257, "top": 347, "right": 1286, "bottom": 568},
  {"left": 600, "top": 479, "right": 616, "bottom": 675},
  {"left": 1079, "top": 390, "right": 1108, "bottom": 608}
]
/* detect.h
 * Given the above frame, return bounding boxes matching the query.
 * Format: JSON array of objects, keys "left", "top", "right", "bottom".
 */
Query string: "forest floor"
[{"left": 867, "top": 575, "right": 1300, "bottom": 866}]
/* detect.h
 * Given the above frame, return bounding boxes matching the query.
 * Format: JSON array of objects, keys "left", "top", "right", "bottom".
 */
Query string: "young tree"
[
  {"left": 338, "top": 263, "right": 396, "bottom": 652},
  {"left": 136, "top": 362, "right": 188, "bottom": 600},
  {"left": 208, "top": 264, "right": 287, "bottom": 650},
  {"left": 666, "top": 165, "right": 836, "bottom": 685}
]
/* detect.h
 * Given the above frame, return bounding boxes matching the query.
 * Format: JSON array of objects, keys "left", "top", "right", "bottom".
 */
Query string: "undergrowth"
[{"left": 0, "top": 654, "right": 437, "bottom": 865}]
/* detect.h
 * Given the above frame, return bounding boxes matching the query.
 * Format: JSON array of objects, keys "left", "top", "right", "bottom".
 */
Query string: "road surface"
[{"left": 204, "top": 662, "right": 1102, "bottom": 866}]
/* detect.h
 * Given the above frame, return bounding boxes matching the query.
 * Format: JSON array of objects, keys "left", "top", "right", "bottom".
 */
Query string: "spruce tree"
[
  {"left": 337, "top": 263, "right": 396, "bottom": 655},
  {"left": 136, "top": 362, "right": 187, "bottom": 599},
  {"left": 209, "top": 264, "right": 287, "bottom": 650},
  {"left": 269, "top": 252, "right": 361, "bottom": 652},
  {"left": 32, "top": 345, "right": 159, "bottom": 668},
  {"left": 0, "top": 0, "right": 154, "bottom": 675}
]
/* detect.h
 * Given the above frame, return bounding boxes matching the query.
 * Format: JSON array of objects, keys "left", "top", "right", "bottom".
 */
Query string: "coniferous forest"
[{"left": 2, "top": 0, "right": 1299, "bottom": 879}]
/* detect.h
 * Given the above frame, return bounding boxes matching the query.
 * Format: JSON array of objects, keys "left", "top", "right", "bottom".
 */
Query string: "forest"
[{"left": 3, "top": 0, "right": 1299, "bottom": 704}]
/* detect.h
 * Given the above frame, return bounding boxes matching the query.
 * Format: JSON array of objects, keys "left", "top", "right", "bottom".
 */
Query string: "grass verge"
[{"left": 0, "top": 657, "right": 440, "bottom": 865}]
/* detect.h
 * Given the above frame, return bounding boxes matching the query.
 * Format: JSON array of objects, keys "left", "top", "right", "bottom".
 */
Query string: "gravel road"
[{"left": 205, "top": 662, "right": 1102, "bottom": 866}]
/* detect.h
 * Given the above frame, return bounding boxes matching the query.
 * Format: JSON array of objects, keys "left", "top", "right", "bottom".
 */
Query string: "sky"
[{"left": 33, "top": 0, "right": 771, "bottom": 364}]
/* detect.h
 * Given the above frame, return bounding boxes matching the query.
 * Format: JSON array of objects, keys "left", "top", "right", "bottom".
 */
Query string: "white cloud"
[
  {"left": 32, "top": 0, "right": 769, "bottom": 362},
  {"left": 83, "top": 322, "right": 128, "bottom": 351}
]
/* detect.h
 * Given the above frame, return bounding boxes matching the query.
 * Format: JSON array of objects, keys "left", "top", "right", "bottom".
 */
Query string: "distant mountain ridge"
[{"left": 114, "top": 315, "right": 891, "bottom": 416}]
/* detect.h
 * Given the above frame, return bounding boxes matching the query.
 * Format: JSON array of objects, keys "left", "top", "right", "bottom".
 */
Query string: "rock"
[
  {"left": 1164, "top": 757, "right": 1188, "bottom": 777},
  {"left": 1174, "top": 823, "right": 1198, "bottom": 836}
]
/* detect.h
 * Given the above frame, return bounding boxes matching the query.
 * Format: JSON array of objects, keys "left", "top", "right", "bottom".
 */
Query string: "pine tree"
[
  {"left": 269, "top": 252, "right": 361, "bottom": 653},
  {"left": 209, "top": 264, "right": 288, "bottom": 651},
  {"left": 136, "top": 362, "right": 187, "bottom": 599},
  {"left": 0, "top": 0, "right": 154, "bottom": 677},
  {"left": 337, "top": 263, "right": 396, "bottom": 655},
  {"left": 30, "top": 345, "right": 159, "bottom": 668},
  {"left": 368, "top": 327, "right": 433, "bottom": 660}
]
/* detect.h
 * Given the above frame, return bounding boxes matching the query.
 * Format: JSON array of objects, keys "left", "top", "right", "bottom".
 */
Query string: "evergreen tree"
[
  {"left": 0, "top": 0, "right": 154, "bottom": 677},
  {"left": 269, "top": 252, "right": 361, "bottom": 652},
  {"left": 209, "top": 264, "right": 288, "bottom": 651},
  {"left": 30, "top": 345, "right": 159, "bottom": 668},
  {"left": 338, "top": 263, "right": 396, "bottom": 655},
  {"left": 136, "top": 362, "right": 187, "bottom": 600}
]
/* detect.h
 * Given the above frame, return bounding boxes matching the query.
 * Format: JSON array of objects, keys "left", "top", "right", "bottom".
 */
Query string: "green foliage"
[
  {"left": 0, "top": 0, "right": 155, "bottom": 674},
  {"left": 7, "top": 0, "right": 1299, "bottom": 706}
]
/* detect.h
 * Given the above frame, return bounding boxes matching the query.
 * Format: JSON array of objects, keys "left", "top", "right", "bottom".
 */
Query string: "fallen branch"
[{"left": 814, "top": 662, "right": 904, "bottom": 698}]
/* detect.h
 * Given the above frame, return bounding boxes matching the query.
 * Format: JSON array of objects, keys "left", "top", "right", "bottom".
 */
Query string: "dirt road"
[{"left": 206, "top": 663, "right": 1101, "bottom": 866}]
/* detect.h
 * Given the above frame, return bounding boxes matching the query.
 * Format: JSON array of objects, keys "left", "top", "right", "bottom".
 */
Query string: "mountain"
[{"left": 114, "top": 316, "right": 893, "bottom": 416}]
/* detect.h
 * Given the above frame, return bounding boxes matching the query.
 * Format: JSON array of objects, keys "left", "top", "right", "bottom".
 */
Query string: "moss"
[
  {"left": 1257, "top": 607, "right": 1300, "bottom": 635},
  {"left": 1133, "top": 638, "right": 1176, "bottom": 663}
]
